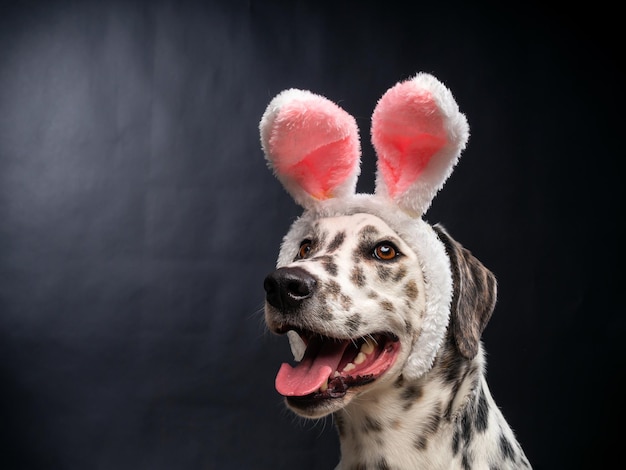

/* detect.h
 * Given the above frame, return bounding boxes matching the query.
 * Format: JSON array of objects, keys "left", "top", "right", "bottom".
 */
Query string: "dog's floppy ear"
[
  {"left": 371, "top": 73, "right": 468, "bottom": 217},
  {"left": 433, "top": 225, "right": 497, "bottom": 359},
  {"left": 260, "top": 89, "right": 361, "bottom": 209}
]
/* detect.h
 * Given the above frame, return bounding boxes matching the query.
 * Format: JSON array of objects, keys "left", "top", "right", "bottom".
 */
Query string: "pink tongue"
[{"left": 275, "top": 339, "right": 350, "bottom": 396}]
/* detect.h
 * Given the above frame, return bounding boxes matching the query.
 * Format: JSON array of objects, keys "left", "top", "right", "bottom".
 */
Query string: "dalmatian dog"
[{"left": 259, "top": 73, "right": 531, "bottom": 469}]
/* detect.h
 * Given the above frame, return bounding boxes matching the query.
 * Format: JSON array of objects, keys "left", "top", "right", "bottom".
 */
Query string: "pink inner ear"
[
  {"left": 268, "top": 98, "right": 360, "bottom": 200},
  {"left": 275, "top": 136, "right": 358, "bottom": 199},
  {"left": 373, "top": 88, "right": 447, "bottom": 198},
  {"left": 377, "top": 133, "right": 446, "bottom": 197}
]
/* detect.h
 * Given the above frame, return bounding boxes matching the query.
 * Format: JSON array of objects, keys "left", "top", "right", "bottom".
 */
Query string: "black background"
[{"left": 0, "top": 1, "right": 621, "bottom": 469}]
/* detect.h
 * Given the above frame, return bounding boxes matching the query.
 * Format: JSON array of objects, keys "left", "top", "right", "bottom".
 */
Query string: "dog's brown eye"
[
  {"left": 297, "top": 240, "right": 313, "bottom": 259},
  {"left": 373, "top": 242, "right": 399, "bottom": 261}
]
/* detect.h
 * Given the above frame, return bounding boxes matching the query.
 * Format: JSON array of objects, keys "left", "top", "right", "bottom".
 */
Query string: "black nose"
[{"left": 263, "top": 266, "right": 317, "bottom": 312}]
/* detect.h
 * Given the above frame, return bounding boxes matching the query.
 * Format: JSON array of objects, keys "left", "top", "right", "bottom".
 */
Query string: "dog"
[{"left": 259, "top": 73, "right": 531, "bottom": 469}]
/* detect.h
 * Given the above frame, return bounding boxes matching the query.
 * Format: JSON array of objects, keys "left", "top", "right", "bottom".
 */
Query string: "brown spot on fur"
[
  {"left": 376, "top": 264, "right": 392, "bottom": 281},
  {"left": 317, "top": 305, "right": 333, "bottom": 321},
  {"left": 353, "top": 225, "right": 381, "bottom": 262},
  {"left": 393, "top": 266, "right": 407, "bottom": 282},
  {"left": 325, "top": 279, "right": 341, "bottom": 296},
  {"left": 380, "top": 300, "right": 395, "bottom": 313},
  {"left": 404, "top": 279, "right": 418, "bottom": 301},
  {"left": 315, "top": 297, "right": 334, "bottom": 321},
  {"left": 351, "top": 266, "right": 366, "bottom": 287},
  {"left": 326, "top": 231, "right": 346, "bottom": 252},
  {"left": 367, "top": 290, "right": 379, "bottom": 299},
  {"left": 340, "top": 293, "right": 353, "bottom": 310},
  {"left": 359, "top": 225, "right": 380, "bottom": 239},
  {"left": 345, "top": 313, "right": 362, "bottom": 333},
  {"left": 313, "top": 255, "right": 338, "bottom": 276}
]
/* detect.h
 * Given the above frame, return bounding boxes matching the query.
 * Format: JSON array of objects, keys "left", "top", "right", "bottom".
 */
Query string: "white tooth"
[
  {"left": 288, "top": 331, "right": 306, "bottom": 361},
  {"left": 320, "top": 380, "right": 328, "bottom": 392},
  {"left": 333, "top": 371, "right": 340, "bottom": 378},
  {"left": 343, "top": 362, "right": 356, "bottom": 372},
  {"left": 361, "top": 339, "right": 375, "bottom": 355},
  {"left": 354, "top": 352, "right": 367, "bottom": 365}
]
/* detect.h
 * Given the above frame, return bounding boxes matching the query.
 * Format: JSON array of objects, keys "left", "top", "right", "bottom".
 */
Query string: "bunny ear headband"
[{"left": 260, "top": 73, "right": 469, "bottom": 379}]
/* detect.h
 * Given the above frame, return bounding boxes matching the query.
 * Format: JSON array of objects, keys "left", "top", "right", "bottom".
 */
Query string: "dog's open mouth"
[{"left": 274, "top": 330, "right": 400, "bottom": 401}]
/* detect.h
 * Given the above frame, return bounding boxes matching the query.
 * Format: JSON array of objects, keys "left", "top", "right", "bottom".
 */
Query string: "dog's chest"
[{"left": 334, "top": 380, "right": 458, "bottom": 469}]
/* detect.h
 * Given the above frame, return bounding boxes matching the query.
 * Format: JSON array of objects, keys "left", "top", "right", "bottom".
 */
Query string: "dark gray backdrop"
[{"left": 0, "top": 1, "right": 621, "bottom": 469}]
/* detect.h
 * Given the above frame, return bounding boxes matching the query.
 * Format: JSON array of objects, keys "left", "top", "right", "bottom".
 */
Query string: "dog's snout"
[{"left": 264, "top": 266, "right": 316, "bottom": 312}]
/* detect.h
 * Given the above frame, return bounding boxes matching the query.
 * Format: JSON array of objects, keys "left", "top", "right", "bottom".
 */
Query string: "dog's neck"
[{"left": 333, "top": 336, "right": 485, "bottom": 469}]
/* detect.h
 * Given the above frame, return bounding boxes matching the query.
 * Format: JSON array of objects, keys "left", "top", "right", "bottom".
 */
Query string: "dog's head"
[{"left": 260, "top": 73, "right": 495, "bottom": 418}]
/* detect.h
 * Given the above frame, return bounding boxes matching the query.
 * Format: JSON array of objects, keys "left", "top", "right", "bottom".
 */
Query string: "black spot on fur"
[
  {"left": 440, "top": 347, "right": 466, "bottom": 385},
  {"left": 363, "top": 415, "right": 383, "bottom": 433},
  {"left": 423, "top": 406, "right": 441, "bottom": 436},
  {"left": 394, "top": 374, "right": 404, "bottom": 388},
  {"left": 376, "top": 458, "right": 390, "bottom": 470},
  {"left": 401, "top": 384, "right": 423, "bottom": 410},
  {"left": 475, "top": 386, "right": 489, "bottom": 433},
  {"left": 327, "top": 231, "right": 346, "bottom": 252},
  {"left": 404, "top": 319, "right": 413, "bottom": 334},
  {"left": 345, "top": 313, "right": 362, "bottom": 333},
  {"left": 351, "top": 266, "right": 366, "bottom": 287},
  {"left": 461, "top": 409, "right": 473, "bottom": 445},
  {"left": 415, "top": 406, "right": 441, "bottom": 451},
  {"left": 499, "top": 434, "right": 516, "bottom": 460},
  {"left": 414, "top": 435, "right": 428, "bottom": 451},
  {"left": 461, "top": 451, "right": 472, "bottom": 470},
  {"left": 452, "top": 427, "right": 461, "bottom": 455}
]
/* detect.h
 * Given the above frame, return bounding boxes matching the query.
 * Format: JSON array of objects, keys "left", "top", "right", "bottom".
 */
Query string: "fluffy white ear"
[
  {"left": 371, "top": 73, "right": 469, "bottom": 216},
  {"left": 260, "top": 89, "right": 361, "bottom": 209}
]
